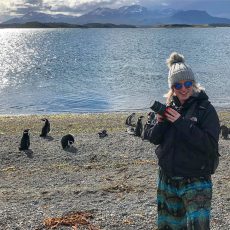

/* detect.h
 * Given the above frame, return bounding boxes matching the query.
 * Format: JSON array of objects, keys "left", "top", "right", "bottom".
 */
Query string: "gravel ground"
[{"left": 0, "top": 112, "right": 229, "bottom": 230}]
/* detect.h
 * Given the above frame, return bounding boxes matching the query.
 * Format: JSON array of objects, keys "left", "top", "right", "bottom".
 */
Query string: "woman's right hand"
[{"left": 156, "top": 114, "right": 164, "bottom": 123}]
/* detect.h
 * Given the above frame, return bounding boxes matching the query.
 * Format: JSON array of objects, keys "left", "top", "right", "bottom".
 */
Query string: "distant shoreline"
[
  {"left": 1, "top": 22, "right": 230, "bottom": 29},
  {"left": 0, "top": 107, "right": 229, "bottom": 118}
]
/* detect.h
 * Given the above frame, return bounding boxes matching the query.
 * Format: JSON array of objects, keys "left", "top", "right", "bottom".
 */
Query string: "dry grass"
[
  {"left": 0, "top": 113, "right": 130, "bottom": 135},
  {"left": 218, "top": 111, "right": 230, "bottom": 126},
  {"left": 0, "top": 110, "right": 228, "bottom": 136}
]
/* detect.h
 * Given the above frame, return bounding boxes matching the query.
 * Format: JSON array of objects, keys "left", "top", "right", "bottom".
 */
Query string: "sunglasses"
[{"left": 173, "top": 81, "right": 193, "bottom": 90}]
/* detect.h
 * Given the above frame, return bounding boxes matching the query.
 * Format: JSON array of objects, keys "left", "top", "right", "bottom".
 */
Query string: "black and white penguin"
[
  {"left": 98, "top": 130, "right": 108, "bottom": 138},
  {"left": 135, "top": 116, "right": 144, "bottom": 137},
  {"left": 125, "top": 113, "right": 136, "bottom": 126},
  {"left": 144, "top": 112, "right": 155, "bottom": 131},
  {"left": 40, "top": 118, "right": 50, "bottom": 137},
  {"left": 220, "top": 125, "right": 229, "bottom": 139},
  {"left": 61, "top": 134, "right": 75, "bottom": 149},
  {"left": 126, "top": 126, "right": 135, "bottom": 135},
  {"left": 19, "top": 129, "right": 30, "bottom": 151},
  {"left": 147, "top": 112, "right": 155, "bottom": 124}
]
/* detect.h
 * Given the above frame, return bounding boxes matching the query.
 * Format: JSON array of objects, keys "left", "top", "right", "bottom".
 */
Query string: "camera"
[
  {"left": 150, "top": 101, "right": 169, "bottom": 117},
  {"left": 150, "top": 100, "right": 180, "bottom": 117},
  {"left": 150, "top": 100, "right": 181, "bottom": 120}
]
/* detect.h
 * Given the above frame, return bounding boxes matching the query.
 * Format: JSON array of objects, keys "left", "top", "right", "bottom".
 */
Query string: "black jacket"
[{"left": 145, "top": 91, "right": 220, "bottom": 177}]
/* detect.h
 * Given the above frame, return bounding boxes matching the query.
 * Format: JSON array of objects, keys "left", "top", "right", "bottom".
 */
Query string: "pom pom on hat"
[
  {"left": 167, "top": 52, "right": 195, "bottom": 88},
  {"left": 167, "top": 52, "right": 185, "bottom": 68}
]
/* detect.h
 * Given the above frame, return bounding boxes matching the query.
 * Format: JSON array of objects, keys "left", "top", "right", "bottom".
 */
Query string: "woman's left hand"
[{"left": 164, "top": 107, "right": 181, "bottom": 123}]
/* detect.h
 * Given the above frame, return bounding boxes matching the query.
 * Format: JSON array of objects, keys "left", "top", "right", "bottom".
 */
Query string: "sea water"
[{"left": 0, "top": 27, "right": 230, "bottom": 114}]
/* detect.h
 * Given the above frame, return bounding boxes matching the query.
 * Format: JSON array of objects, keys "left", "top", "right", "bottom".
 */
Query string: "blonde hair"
[{"left": 164, "top": 82, "right": 205, "bottom": 105}]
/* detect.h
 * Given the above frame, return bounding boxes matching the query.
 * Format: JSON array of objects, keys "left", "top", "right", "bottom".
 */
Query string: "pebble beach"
[{"left": 0, "top": 111, "right": 229, "bottom": 230}]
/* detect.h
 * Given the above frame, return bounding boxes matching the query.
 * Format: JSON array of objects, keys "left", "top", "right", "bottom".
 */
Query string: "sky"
[{"left": 1, "top": 0, "right": 230, "bottom": 23}]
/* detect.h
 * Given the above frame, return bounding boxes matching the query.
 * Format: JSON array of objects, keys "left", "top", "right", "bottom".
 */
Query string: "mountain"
[
  {"left": 2, "top": 5, "right": 177, "bottom": 25},
  {"left": 77, "top": 5, "right": 150, "bottom": 24},
  {"left": 2, "top": 11, "right": 78, "bottom": 25},
  {"left": 168, "top": 10, "right": 230, "bottom": 24},
  {"left": 77, "top": 5, "right": 178, "bottom": 25},
  {"left": 2, "top": 5, "right": 230, "bottom": 26}
]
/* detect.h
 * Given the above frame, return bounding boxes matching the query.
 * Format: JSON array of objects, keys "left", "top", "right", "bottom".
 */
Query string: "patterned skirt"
[{"left": 157, "top": 169, "right": 212, "bottom": 230}]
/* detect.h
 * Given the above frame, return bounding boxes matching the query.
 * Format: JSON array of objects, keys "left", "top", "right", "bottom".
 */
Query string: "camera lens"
[{"left": 150, "top": 101, "right": 166, "bottom": 116}]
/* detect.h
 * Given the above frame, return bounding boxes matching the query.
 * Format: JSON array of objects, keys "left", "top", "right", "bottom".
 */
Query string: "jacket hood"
[
  {"left": 172, "top": 90, "right": 209, "bottom": 109},
  {"left": 191, "top": 90, "right": 209, "bottom": 101}
]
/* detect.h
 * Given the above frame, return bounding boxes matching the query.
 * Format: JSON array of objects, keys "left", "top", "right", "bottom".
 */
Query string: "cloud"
[
  {"left": 44, "top": 0, "right": 140, "bottom": 15},
  {"left": 161, "top": 3, "right": 169, "bottom": 7},
  {"left": 0, "top": 0, "right": 230, "bottom": 21},
  {"left": 1, "top": 0, "right": 141, "bottom": 16},
  {"left": 0, "top": 0, "right": 47, "bottom": 17}
]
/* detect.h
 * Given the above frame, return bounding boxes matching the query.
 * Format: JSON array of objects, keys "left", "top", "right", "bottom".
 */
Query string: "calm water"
[{"left": 0, "top": 28, "right": 230, "bottom": 114}]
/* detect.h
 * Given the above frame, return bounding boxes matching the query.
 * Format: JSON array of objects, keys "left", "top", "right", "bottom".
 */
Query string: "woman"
[{"left": 145, "top": 52, "right": 220, "bottom": 230}]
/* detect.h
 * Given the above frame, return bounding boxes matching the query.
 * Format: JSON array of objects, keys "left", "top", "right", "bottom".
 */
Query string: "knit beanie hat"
[{"left": 167, "top": 52, "right": 195, "bottom": 88}]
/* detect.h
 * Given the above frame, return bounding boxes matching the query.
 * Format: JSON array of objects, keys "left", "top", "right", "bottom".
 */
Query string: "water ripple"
[{"left": 0, "top": 28, "right": 230, "bottom": 114}]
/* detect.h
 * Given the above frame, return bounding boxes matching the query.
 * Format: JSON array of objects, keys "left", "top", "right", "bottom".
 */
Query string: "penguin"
[
  {"left": 135, "top": 116, "right": 144, "bottom": 137},
  {"left": 126, "top": 126, "right": 135, "bottom": 135},
  {"left": 125, "top": 113, "right": 136, "bottom": 127},
  {"left": 61, "top": 134, "right": 75, "bottom": 149},
  {"left": 19, "top": 129, "right": 30, "bottom": 151},
  {"left": 98, "top": 130, "right": 108, "bottom": 138},
  {"left": 40, "top": 118, "right": 50, "bottom": 137},
  {"left": 147, "top": 112, "right": 155, "bottom": 124},
  {"left": 144, "top": 112, "right": 155, "bottom": 131},
  {"left": 220, "top": 125, "right": 229, "bottom": 139}
]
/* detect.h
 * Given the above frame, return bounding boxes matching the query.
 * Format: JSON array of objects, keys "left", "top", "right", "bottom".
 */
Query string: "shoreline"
[
  {"left": 1, "top": 23, "right": 230, "bottom": 29},
  {"left": 0, "top": 105, "right": 230, "bottom": 117}
]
